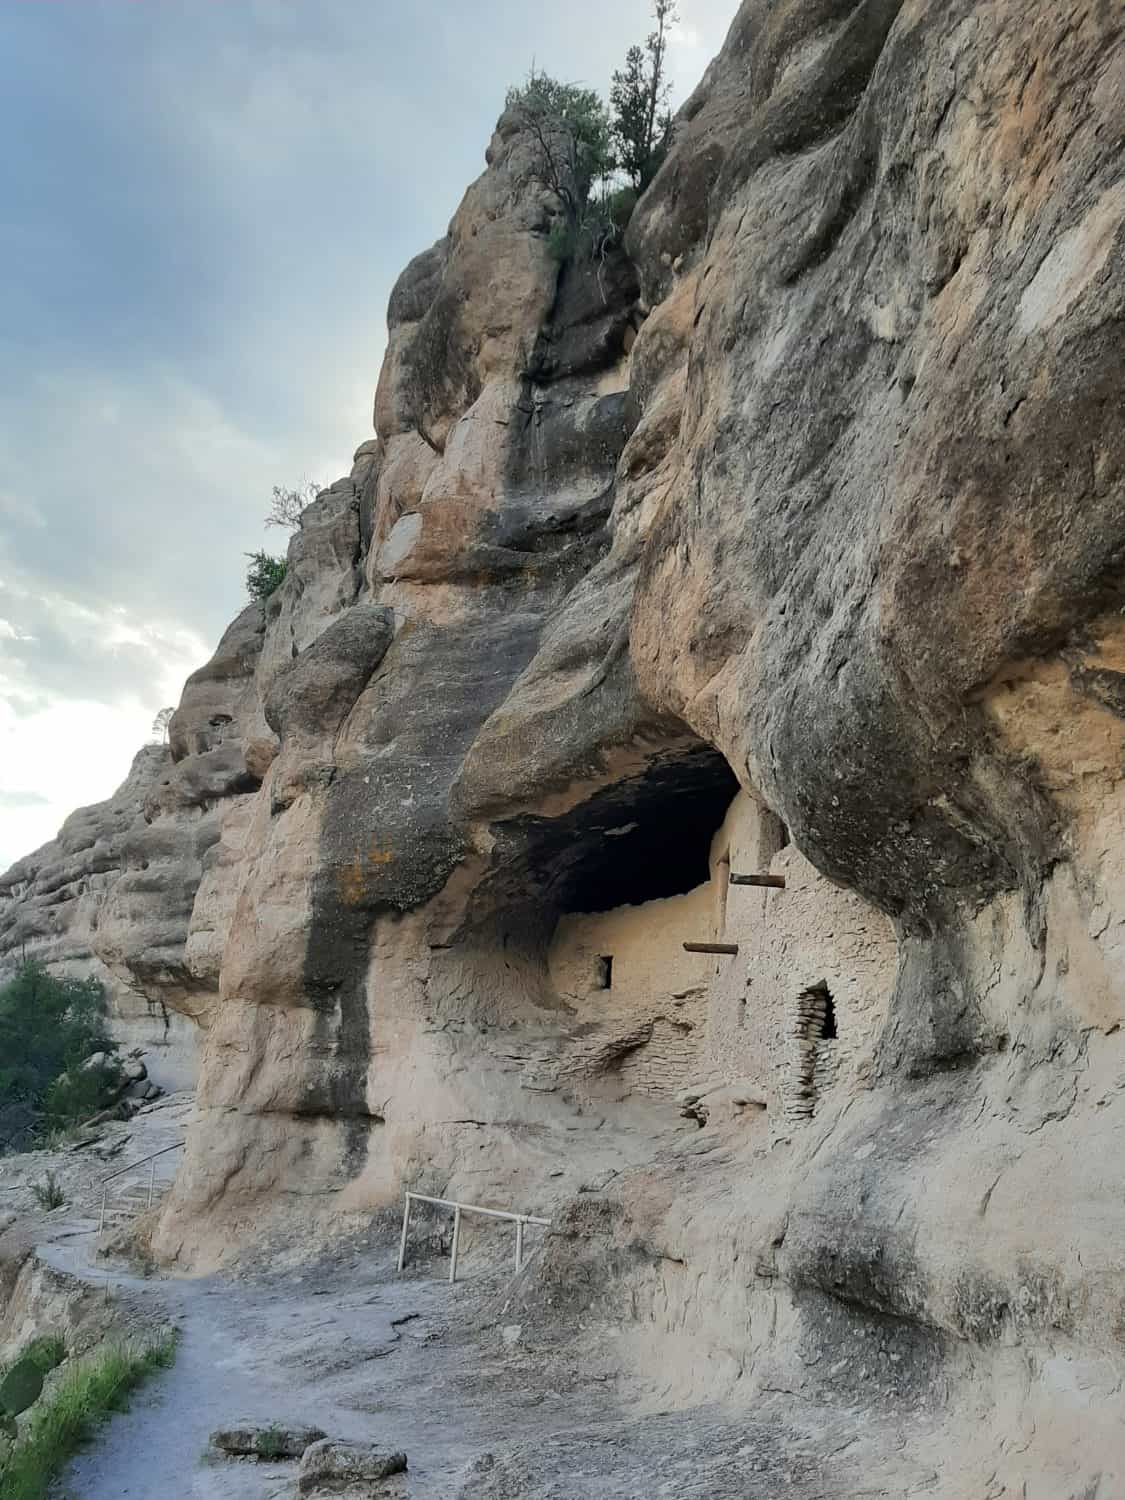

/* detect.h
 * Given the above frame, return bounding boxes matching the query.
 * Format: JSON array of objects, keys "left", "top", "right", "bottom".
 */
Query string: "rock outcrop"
[
  {"left": 3, "top": 1, "right": 1125, "bottom": 1493},
  {"left": 0, "top": 747, "right": 198, "bottom": 1087}
]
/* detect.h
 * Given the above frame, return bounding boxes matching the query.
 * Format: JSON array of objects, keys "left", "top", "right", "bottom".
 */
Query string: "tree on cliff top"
[
  {"left": 151, "top": 706, "right": 174, "bottom": 745},
  {"left": 266, "top": 480, "right": 320, "bottom": 532},
  {"left": 245, "top": 550, "right": 287, "bottom": 604},
  {"left": 610, "top": 1, "right": 679, "bottom": 192},
  {"left": 505, "top": 71, "right": 613, "bottom": 232},
  {"left": 504, "top": 5, "right": 679, "bottom": 263}
]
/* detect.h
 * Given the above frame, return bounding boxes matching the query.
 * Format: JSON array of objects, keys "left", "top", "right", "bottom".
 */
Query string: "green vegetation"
[
  {"left": 255, "top": 1424, "right": 288, "bottom": 1460},
  {"left": 0, "top": 963, "right": 119, "bottom": 1148},
  {"left": 0, "top": 1338, "right": 66, "bottom": 1441},
  {"left": 244, "top": 482, "right": 320, "bottom": 604},
  {"left": 0, "top": 1334, "right": 177, "bottom": 1500},
  {"left": 29, "top": 1172, "right": 65, "bottom": 1212},
  {"left": 610, "top": 0, "right": 678, "bottom": 192},
  {"left": 506, "top": 72, "right": 613, "bottom": 231},
  {"left": 245, "top": 550, "right": 288, "bottom": 603},
  {"left": 506, "top": 2, "right": 679, "bottom": 265}
]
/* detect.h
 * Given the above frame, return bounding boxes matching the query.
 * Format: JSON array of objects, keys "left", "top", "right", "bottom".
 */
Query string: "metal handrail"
[
  {"left": 100, "top": 1140, "right": 185, "bottom": 1186},
  {"left": 396, "top": 1191, "right": 550, "bottom": 1283},
  {"left": 98, "top": 1139, "right": 184, "bottom": 1233}
]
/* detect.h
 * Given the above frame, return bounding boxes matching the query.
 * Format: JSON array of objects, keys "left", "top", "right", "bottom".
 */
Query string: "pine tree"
[{"left": 610, "top": 1, "right": 678, "bottom": 193}]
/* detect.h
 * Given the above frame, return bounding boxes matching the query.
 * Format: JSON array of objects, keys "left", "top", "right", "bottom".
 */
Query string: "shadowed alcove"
[{"left": 452, "top": 745, "right": 740, "bottom": 1103}]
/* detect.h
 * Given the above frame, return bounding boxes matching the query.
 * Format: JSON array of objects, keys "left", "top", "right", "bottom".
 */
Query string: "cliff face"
[
  {"left": 4, "top": 1, "right": 1125, "bottom": 1491},
  {"left": 0, "top": 602, "right": 267, "bottom": 1087},
  {"left": 0, "top": 747, "right": 198, "bottom": 1087}
]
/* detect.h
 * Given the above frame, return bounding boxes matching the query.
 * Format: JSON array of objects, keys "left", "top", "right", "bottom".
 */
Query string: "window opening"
[{"left": 822, "top": 988, "right": 837, "bottom": 1040}]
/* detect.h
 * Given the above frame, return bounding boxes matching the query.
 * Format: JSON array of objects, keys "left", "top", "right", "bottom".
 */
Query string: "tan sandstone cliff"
[{"left": 3, "top": 2, "right": 1124, "bottom": 1494}]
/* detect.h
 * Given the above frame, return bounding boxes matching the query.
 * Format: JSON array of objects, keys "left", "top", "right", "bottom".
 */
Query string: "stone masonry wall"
[
  {"left": 702, "top": 792, "right": 898, "bottom": 1135},
  {"left": 548, "top": 887, "right": 713, "bottom": 1100}
]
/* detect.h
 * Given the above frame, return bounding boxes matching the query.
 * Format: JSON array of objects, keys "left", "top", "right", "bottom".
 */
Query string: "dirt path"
[
  {"left": 43, "top": 1241, "right": 455, "bottom": 1496},
  {"left": 43, "top": 1220, "right": 632, "bottom": 1499},
  {"left": 43, "top": 1222, "right": 942, "bottom": 1500},
  {"left": 8, "top": 1103, "right": 938, "bottom": 1499}
]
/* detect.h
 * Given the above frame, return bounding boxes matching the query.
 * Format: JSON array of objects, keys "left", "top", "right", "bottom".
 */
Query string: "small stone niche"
[{"left": 596, "top": 955, "right": 614, "bottom": 991}]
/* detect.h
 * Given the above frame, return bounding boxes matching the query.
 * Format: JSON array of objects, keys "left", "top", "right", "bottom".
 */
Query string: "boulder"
[
  {"left": 297, "top": 1441, "right": 407, "bottom": 1494},
  {"left": 209, "top": 1423, "right": 326, "bottom": 1461}
]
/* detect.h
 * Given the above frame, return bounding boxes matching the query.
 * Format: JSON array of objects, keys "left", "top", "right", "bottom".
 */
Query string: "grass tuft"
[
  {"left": 29, "top": 1172, "right": 65, "bottom": 1212},
  {"left": 254, "top": 1423, "right": 287, "bottom": 1460},
  {"left": 0, "top": 1332, "right": 177, "bottom": 1500}
]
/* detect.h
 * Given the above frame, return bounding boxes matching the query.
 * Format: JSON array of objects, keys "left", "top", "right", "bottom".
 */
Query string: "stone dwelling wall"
[
  {"left": 703, "top": 792, "right": 898, "bottom": 1133},
  {"left": 548, "top": 885, "right": 714, "bottom": 1100}
]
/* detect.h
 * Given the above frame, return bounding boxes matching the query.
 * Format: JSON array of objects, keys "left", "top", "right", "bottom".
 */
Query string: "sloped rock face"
[
  {"left": 0, "top": 746, "right": 201, "bottom": 1084},
  {"left": 4, "top": 2, "right": 1125, "bottom": 1492},
  {"left": 0, "top": 602, "right": 267, "bottom": 1085}
]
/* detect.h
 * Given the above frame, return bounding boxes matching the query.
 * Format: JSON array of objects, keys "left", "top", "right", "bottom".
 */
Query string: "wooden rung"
[
  {"left": 683, "top": 942, "right": 739, "bottom": 955},
  {"left": 730, "top": 873, "right": 786, "bottom": 889}
]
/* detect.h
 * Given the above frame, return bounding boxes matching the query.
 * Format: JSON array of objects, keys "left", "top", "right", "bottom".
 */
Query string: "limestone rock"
[
  {"left": 0, "top": 747, "right": 198, "bottom": 1088},
  {"left": 296, "top": 1440, "right": 406, "bottom": 1494},
  {"left": 1, "top": 7, "right": 1124, "bottom": 1492},
  {"left": 210, "top": 1423, "right": 326, "bottom": 1460}
]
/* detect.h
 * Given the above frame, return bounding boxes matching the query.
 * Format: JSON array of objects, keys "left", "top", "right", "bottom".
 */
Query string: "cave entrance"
[
  {"left": 536, "top": 748, "right": 739, "bottom": 1099},
  {"left": 458, "top": 744, "right": 739, "bottom": 1101}
]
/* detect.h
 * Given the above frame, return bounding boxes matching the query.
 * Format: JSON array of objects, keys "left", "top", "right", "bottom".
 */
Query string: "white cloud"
[
  {"left": 0, "top": 594, "right": 208, "bottom": 870},
  {"left": 0, "top": 0, "right": 739, "bottom": 876}
]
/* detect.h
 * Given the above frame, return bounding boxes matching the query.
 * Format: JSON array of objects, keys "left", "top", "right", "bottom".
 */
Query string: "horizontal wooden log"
[
  {"left": 683, "top": 942, "right": 740, "bottom": 955},
  {"left": 730, "top": 873, "right": 786, "bottom": 889}
]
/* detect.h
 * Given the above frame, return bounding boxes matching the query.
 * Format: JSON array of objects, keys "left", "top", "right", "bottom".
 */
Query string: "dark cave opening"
[
  {"left": 467, "top": 746, "right": 740, "bottom": 947},
  {"left": 549, "top": 750, "right": 739, "bottom": 916}
]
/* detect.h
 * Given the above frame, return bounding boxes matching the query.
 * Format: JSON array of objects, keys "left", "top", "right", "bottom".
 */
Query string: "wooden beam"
[
  {"left": 730, "top": 873, "right": 786, "bottom": 889},
  {"left": 683, "top": 941, "right": 739, "bottom": 955}
]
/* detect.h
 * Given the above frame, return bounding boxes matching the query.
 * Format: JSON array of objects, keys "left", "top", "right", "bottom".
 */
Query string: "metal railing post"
[
  {"left": 96, "top": 1139, "right": 184, "bottom": 1235},
  {"left": 397, "top": 1192, "right": 412, "bottom": 1273},
  {"left": 394, "top": 1191, "right": 549, "bottom": 1283},
  {"left": 449, "top": 1204, "right": 462, "bottom": 1284}
]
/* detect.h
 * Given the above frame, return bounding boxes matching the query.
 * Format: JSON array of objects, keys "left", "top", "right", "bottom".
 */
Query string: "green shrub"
[
  {"left": 255, "top": 1424, "right": 287, "bottom": 1460},
  {"left": 505, "top": 3, "right": 676, "bottom": 273},
  {"left": 42, "top": 1065, "right": 116, "bottom": 1132},
  {"left": 505, "top": 71, "right": 613, "bottom": 216},
  {"left": 604, "top": 185, "right": 639, "bottom": 234},
  {"left": 0, "top": 1334, "right": 177, "bottom": 1500},
  {"left": 29, "top": 1173, "right": 65, "bottom": 1212},
  {"left": 0, "top": 1338, "right": 65, "bottom": 1443},
  {"left": 0, "top": 964, "right": 118, "bottom": 1147},
  {"left": 245, "top": 551, "right": 288, "bottom": 603}
]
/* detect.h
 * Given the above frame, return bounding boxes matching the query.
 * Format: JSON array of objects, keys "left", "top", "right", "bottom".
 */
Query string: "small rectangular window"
[{"left": 596, "top": 955, "right": 613, "bottom": 990}]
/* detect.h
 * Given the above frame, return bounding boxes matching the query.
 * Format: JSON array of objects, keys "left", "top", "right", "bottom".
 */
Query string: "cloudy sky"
[{"left": 0, "top": 0, "right": 735, "bottom": 871}]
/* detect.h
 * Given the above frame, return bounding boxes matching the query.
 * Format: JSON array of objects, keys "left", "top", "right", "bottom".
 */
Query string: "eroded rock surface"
[{"left": 3, "top": 2, "right": 1125, "bottom": 1494}]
